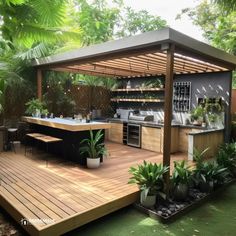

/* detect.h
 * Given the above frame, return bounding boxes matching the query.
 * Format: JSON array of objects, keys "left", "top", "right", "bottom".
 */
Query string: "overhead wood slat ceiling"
[{"left": 52, "top": 50, "right": 229, "bottom": 78}]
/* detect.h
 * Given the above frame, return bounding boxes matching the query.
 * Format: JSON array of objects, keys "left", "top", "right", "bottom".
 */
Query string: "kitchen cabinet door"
[{"left": 142, "top": 127, "right": 161, "bottom": 153}]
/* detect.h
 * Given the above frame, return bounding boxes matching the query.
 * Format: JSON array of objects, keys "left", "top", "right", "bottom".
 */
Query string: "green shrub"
[
  {"left": 128, "top": 161, "right": 169, "bottom": 199},
  {"left": 171, "top": 160, "right": 192, "bottom": 185}
]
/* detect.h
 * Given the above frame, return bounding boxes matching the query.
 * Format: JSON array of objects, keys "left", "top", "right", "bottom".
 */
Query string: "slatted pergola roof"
[
  {"left": 32, "top": 28, "right": 236, "bottom": 184},
  {"left": 33, "top": 28, "right": 236, "bottom": 78}
]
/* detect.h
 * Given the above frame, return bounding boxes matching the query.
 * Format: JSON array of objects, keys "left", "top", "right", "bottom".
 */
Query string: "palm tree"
[{"left": 0, "top": 0, "right": 81, "bottom": 59}]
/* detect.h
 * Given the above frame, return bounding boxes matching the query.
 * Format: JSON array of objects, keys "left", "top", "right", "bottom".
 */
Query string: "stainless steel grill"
[{"left": 128, "top": 111, "right": 154, "bottom": 122}]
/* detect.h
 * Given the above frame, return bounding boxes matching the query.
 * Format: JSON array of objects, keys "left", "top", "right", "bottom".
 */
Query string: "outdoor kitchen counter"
[
  {"left": 22, "top": 116, "right": 111, "bottom": 131},
  {"left": 108, "top": 118, "right": 206, "bottom": 129},
  {"left": 22, "top": 116, "right": 110, "bottom": 165},
  {"left": 108, "top": 119, "right": 224, "bottom": 159},
  {"left": 188, "top": 128, "right": 224, "bottom": 161}
]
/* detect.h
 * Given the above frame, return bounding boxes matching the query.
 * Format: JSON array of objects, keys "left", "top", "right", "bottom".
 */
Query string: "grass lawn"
[{"left": 67, "top": 184, "right": 236, "bottom": 236}]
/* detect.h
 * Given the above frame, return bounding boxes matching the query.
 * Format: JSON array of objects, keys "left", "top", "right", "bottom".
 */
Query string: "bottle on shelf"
[{"left": 126, "top": 80, "right": 131, "bottom": 89}]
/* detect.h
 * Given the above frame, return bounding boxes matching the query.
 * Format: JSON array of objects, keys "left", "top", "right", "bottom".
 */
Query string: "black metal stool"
[{"left": 7, "top": 128, "right": 18, "bottom": 153}]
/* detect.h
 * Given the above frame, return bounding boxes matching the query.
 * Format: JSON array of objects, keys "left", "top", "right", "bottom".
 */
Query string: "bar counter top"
[{"left": 22, "top": 116, "right": 111, "bottom": 132}]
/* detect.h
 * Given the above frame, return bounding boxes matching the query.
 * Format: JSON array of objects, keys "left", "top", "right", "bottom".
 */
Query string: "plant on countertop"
[
  {"left": 25, "top": 98, "right": 46, "bottom": 116},
  {"left": 207, "top": 113, "right": 218, "bottom": 123},
  {"left": 40, "top": 109, "right": 49, "bottom": 118},
  {"left": 190, "top": 105, "right": 205, "bottom": 125},
  {"left": 80, "top": 129, "right": 107, "bottom": 169},
  {"left": 128, "top": 161, "right": 169, "bottom": 207},
  {"left": 204, "top": 98, "right": 223, "bottom": 113},
  {"left": 171, "top": 160, "right": 192, "bottom": 201},
  {"left": 217, "top": 142, "right": 236, "bottom": 177}
]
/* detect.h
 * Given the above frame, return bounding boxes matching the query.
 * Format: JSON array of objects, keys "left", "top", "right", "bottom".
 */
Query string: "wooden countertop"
[{"left": 22, "top": 116, "right": 111, "bottom": 132}]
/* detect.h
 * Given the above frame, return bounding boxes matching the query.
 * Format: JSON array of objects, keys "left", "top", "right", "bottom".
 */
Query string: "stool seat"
[
  {"left": 26, "top": 133, "right": 45, "bottom": 138},
  {"left": 8, "top": 128, "right": 18, "bottom": 132},
  {"left": 35, "top": 135, "right": 62, "bottom": 143}
]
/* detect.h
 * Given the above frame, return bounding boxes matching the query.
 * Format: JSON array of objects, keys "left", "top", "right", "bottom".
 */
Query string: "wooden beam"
[
  {"left": 163, "top": 44, "right": 175, "bottom": 194},
  {"left": 37, "top": 69, "right": 42, "bottom": 101}
]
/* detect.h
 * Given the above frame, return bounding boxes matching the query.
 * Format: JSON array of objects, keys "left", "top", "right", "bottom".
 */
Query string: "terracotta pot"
[
  {"left": 87, "top": 157, "right": 100, "bottom": 169},
  {"left": 174, "top": 183, "right": 189, "bottom": 201}
]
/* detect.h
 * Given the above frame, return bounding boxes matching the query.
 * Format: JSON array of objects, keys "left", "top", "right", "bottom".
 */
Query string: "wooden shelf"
[
  {"left": 112, "top": 88, "right": 165, "bottom": 92},
  {"left": 110, "top": 98, "right": 164, "bottom": 103}
]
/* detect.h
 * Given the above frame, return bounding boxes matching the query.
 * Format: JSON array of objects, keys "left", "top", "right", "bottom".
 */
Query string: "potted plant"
[
  {"left": 80, "top": 129, "right": 107, "bottom": 169},
  {"left": 193, "top": 149, "right": 227, "bottom": 192},
  {"left": 128, "top": 161, "right": 169, "bottom": 208},
  {"left": 217, "top": 142, "right": 236, "bottom": 177},
  {"left": 40, "top": 109, "right": 48, "bottom": 118},
  {"left": 207, "top": 113, "right": 218, "bottom": 128},
  {"left": 171, "top": 160, "right": 192, "bottom": 201},
  {"left": 190, "top": 105, "right": 205, "bottom": 126},
  {"left": 25, "top": 98, "right": 45, "bottom": 117}
]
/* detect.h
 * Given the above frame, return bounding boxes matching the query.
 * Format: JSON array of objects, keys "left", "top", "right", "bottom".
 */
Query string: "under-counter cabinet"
[
  {"left": 108, "top": 122, "right": 123, "bottom": 144},
  {"left": 142, "top": 126, "right": 179, "bottom": 154},
  {"left": 142, "top": 127, "right": 162, "bottom": 152}
]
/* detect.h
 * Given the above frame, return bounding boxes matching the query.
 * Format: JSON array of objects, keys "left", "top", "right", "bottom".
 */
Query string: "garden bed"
[{"left": 134, "top": 179, "right": 236, "bottom": 223}]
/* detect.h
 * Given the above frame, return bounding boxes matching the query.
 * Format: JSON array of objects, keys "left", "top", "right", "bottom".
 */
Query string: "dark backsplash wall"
[
  {"left": 175, "top": 71, "right": 232, "bottom": 140},
  {"left": 174, "top": 71, "right": 232, "bottom": 111}
]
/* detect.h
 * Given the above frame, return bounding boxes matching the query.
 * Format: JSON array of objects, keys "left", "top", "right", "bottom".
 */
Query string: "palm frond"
[
  {"left": 15, "top": 43, "right": 50, "bottom": 60},
  {"left": 31, "top": 0, "right": 66, "bottom": 27}
]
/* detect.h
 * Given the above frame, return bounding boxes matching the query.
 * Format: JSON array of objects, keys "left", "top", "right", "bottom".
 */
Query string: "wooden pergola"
[{"left": 32, "top": 27, "right": 236, "bottom": 183}]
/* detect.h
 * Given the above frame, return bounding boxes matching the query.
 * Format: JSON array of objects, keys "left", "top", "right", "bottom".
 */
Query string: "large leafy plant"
[
  {"left": 217, "top": 142, "right": 236, "bottom": 176},
  {"left": 128, "top": 161, "right": 169, "bottom": 199},
  {"left": 190, "top": 105, "right": 205, "bottom": 121},
  {"left": 171, "top": 160, "right": 192, "bottom": 185},
  {"left": 80, "top": 130, "right": 107, "bottom": 159},
  {"left": 196, "top": 161, "right": 227, "bottom": 184},
  {"left": 25, "top": 98, "right": 45, "bottom": 115}
]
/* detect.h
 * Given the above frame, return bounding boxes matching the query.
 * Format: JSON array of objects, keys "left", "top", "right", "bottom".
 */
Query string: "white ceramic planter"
[
  {"left": 87, "top": 157, "right": 100, "bottom": 169},
  {"left": 140, "top": 191, "right": 156, "bottom": 207}
]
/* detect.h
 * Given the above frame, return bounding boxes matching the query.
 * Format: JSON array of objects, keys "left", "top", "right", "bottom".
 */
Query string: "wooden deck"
[{"left": 0, "top": 142, "right": 190, "bottom": 236}]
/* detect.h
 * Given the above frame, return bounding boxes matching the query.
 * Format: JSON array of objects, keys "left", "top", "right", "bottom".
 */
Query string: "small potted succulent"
[
  {"left": 80, "top": 130, "right": 107, "bottom": 169},
  {"left": 129, "top": 161, "right": 169, "bottom": 208},
  {"left": 171, "top": 160, "right": 192, "bottom": 201}
]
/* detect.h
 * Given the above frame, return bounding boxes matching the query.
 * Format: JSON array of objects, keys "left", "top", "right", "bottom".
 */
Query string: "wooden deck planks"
[{"left": 0, "top": 142, "right": 190, "bottom": 236}]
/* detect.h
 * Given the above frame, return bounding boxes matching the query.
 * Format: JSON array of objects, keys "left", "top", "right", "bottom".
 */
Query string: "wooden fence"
[{"left": 70, "top": 85, "right": 112, "bottom": 116}]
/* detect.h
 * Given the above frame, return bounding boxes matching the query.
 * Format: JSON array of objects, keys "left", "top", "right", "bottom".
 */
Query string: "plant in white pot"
[
  {"left": 80, "top": 130, "right": 107, "bottom": 169},
  {"left": 128, "top": 161, "right": 169, "bottom": 208}
]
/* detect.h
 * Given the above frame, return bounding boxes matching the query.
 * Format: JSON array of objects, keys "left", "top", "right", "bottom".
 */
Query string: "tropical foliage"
[
  {"left": 217, "top": 143, "right": 236, "bottom": 176},
  {"left": 171, "top": 160, "right": 192, "bottom": 185},
  {"left": 80, "top": 130, "right": 107, "bottom": 159},
  {"left": 129, "top": 161, "right": 169, "bottom": 199},
  {"left": 177, "top": 0, "right": 236, "bottom": 87}
]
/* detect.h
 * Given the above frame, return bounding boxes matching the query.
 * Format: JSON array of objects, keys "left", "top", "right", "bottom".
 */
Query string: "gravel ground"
[{"left": 0, "top": 208, "right": 23, "bottom": 236}]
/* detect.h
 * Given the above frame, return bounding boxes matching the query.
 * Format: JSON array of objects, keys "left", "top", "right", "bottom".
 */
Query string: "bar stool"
[{"left": 8, "top": 128, "right": 18, "bottom": 153}]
